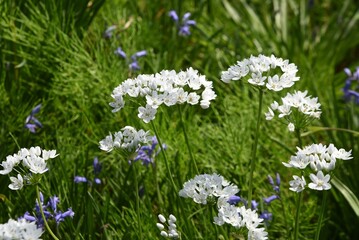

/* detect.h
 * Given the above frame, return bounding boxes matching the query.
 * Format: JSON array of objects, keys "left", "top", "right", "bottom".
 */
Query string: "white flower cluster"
[
  {"left": 0, "top": 218, "right": 43, "bottom": 240},
  {"left": 265, "top": 90, "right": 321, "bottom": 131},
  {"left": 99, "top": 126, "right": 151, "bottom": 152},
  {"left": 110, "top": 67, "right": 217, "bottom": 123},
  {"left": 156, "top": 214, "right": 179, "bottom": 239},
  {"left": 0, "top": 146, "right": 58, "bottom": 190},
  {"left": 179, "top": 174, "right": 267, "bottom": 240},
  {"left": 179, "top": 173, "right": 239, "bottom": 204},
  {"left": 283, "top": 143, "right": 352, "bottom": 192},
  {"left": 221, "top": 54, "right": 300, "bottom": 91}
]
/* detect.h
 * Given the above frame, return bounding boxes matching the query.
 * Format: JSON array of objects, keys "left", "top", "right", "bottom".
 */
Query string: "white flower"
[
  {"left": 157, "top": 214, "right": 179, "bottom": 239},
  {"left": 8, "top": 174, "right": 23, "bottom": 190},
  {"left": 23, "top": 156, "right": 48, "bottom": 174},
  {"left": 289, "top": 175, "right": 306, "bottom": 192},
  {"left": 99, "top": 133, "right": 114, "bottom": 152},
  {"left": 0, "top": 154, "right": 20, "bottom": 175},
  {"left": 308, "top": 171, "right": 331, "bottom": 190},
  {"left": 110, "top": 67, "right": 216, "bottom": 123},
  {"left": 0, "top": 218, "right": 43, "bottom": 239},
  {"left": 221, "top": 54, "right": 299, "bottom": 91},
  {"left": 282, "top": 154, "right": 310, "bottom": 169},
  {"left": 288, "top": 123, "right": 295, "bottom": 132},
  {"left": 99, "top": 127, "right": 150, "bottom": 152},
  {"left": 179, "top": 173, "right": 239, "bottom": 204},
  {"left": 138, "top": 104, "right": 157, "bottom": 123},
  {"left": 214, "top": 203, "right": 243, "bottom": 228},
  {"left": 264, "top": 107, "right": 274, "bottom": 120}
]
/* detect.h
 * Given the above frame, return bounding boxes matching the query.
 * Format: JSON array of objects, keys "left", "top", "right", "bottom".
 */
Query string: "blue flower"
[
  {"left": 24, "top": 104, "right": 43, "bottom": 133},
  {"left": 103, "top": 25, "right": 117, "bottom": 39},
  {"left": 343, "top": 67, "right": 359, "bottom": 104},
  {"left": 74, "top": 157, "right": 102, "bottom": 185},
  {"left": 227, "top": 195, "right": 241, "bottom": 205},
  {"left": 132, "top": 136, "right": 165, "bottom": 166},
  {"left": 268, "top": 173, "right": 280, "bottom": 193},
  {"left": 114, "top": 48, "right": 147, "bottom": 71},
  {"left": 169, "top": 10, "right": 196, "bottom": 36},
  {"left": 20, "top": 193, "right": 74, "bottom": 228}
]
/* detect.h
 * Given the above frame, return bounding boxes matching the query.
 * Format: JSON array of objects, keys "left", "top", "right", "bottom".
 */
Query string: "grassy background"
[{"left": 1, "top": 0, "right": 359, "bottom": 239}]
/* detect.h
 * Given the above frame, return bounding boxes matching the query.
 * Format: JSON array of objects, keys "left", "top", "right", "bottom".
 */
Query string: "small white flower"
[
  {"left": 0, "top": 218, "right": 43, "bottom": 239},
  {"left": 8, "top": 174, "right": 23, "bottom": 190},
  {"left": 99, "top": 133, "right": 114, "bottom": 152},
  {"left": 288, "top": 123, "right": 295, "bottom": 132},
  {"left": 138, "top": 104, "right": 157, "bottom": 123},
  {"left": 308, "top": 171, "right": 331, "bottom": 190},
  {"left": 289, "top": 175, "right": 306, "bottom": 192},
  {"left": 157, "top": 213, "right": 179, "bottom": 239}
]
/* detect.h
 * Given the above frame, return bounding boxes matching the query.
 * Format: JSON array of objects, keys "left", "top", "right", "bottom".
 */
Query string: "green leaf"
[{"left": 332, "top": 176, "right": 359, "bottom": 217}]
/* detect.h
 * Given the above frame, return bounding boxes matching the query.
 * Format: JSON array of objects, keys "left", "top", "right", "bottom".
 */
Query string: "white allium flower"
[
  {"left": 0, "top": 147, "right": 59, "bottom": 190},
  {"left": 157, "top": 214, "right": 179, "bottom": 239},
  {"left": 99, "top": 126, "right": 151, "bottom": 152},
  {"left": 221, "top": 54, "right": 299, "bottom": 91},
  {"left": 265, "top": 90, "right": 321, "bottom": 130},
  {"left": 8, "top": 174, "right": 24, "bottom": 190},
  {"left": 308, "top": 171, "right": 331, "bottom": 191},
  {"left": 289, "top": 175, "right": 306, "bottom": 192},
  {"left": 214, "top": 203, "right": 243, "bottom": 228},
  {"left": 179, "top": 173, "right": 239, "bottom": 204},
  {"left": 0, "top": 218, "right": 43, "bottom": 240},
  {"left": 110, "top": 67, "right": 216, "bottom": 123}
]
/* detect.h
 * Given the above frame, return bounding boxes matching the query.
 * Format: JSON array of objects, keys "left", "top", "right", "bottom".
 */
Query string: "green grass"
[{"left": 1, "top": 0, "right": 359, "bottom": 239}]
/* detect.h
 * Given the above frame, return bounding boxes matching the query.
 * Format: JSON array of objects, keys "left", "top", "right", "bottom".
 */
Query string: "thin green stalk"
[
  {"left": 248, "top": 89, "right": 264, "bottom": 208},
  {"left": 294, "top": 191, "right": 303, "bottom": 240},
  {"left": 293, "top": 128, "right": 303, "bottom": 240},
  {"left": 133, "top": 164, "right": 143, "bottom": 240},
  {"left": 315, "top": 190, "right": 328, "bottom": 240},
  {"left": 36, "top": 185, "right": 59, "bottom": 240},
  {"left": 150, "top": 121, "right": 178, "bottom": 192},
  {"left": 279, "top": 197, "right": 290, "bottom": 239},
  {"left": 178, "top": 105, "right": 199, "bottom": 175},
  {"left": 152, "top": 162, "right": 163, "bottom": 207}
]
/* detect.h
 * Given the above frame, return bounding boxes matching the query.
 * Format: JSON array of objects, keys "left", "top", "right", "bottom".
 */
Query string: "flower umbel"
[
  {"left": 0, "top": 146, "right": 59, "bottom": 190},
  {"left": 109, "top": 68, "right": 216, "bottom": 123},
  {"left": 221, "top": 54, "right": 300, "bottom": 91}
]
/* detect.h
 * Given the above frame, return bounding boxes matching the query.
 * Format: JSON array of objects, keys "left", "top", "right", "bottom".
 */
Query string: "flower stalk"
[
  {"left": 315, "top": 190, "right": 328, "bottom": 240},
  {"left": 248, "top": 88, "right": 264, "bottom": 208}
]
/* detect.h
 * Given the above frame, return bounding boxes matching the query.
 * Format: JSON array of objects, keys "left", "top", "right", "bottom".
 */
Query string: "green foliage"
[{"left": 1, "top": 0, "right": 359, "bottom": 239}]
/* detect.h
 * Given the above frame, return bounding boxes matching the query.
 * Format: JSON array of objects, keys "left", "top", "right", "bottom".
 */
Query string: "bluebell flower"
[
  {"left": 227, "top": 195, "right": 241, "bottom": 205},
  {"left": 115, "top": 48, "right": 147, "bottom": 71},
  {"left": 132, "top": 136, "right": 165, "bottom": 166},
  {"left": 264, "top": 195, "right": 279, "bottom": 204},
  {"left": 169, "top": 10, "right": 196, "bottom": 36},
  {"left": 103, "top": 25, "right": 117, "bottom": 39},
  {"left": 259, "top": 210, "right": 273, "bottom": 225},
  {"left": 74, "top": 157, "right": 102, "bottom": 185},
  {"left": 268, "top": 173, "right": 280, "bottom": 193},
  {"left": 24, "top": 104, "right": 43, "bottom": 133},
  {"left": 20, "top": 192, "right": 74, "bottom": 228},
  {"left": 343, "top": 67, "right": 359, "bottom": 104}
]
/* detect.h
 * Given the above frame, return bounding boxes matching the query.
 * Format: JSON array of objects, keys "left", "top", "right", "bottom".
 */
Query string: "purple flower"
[
  {"left": 74, "top": 176, "right": 88, "bottom": 183},
  {"left": 343, "top": 67, "right": 359, "bottom": 104},
  {"left": 259, "top": 210, "right": 273, "bottom": 224},
  {"left": 227, "top": 195, "right": 241, "bottom": 205},
  {"left": 268, "top": 173, "right": 280, "bottom": 193},
  {"left": 21, "top": 192, "right": 74, "bottom": 229},
  {"left": 115, "top": 48, "right": 147, "bottom": 71},
  {"left": 251, "top": 200, "right": 259, "bottom": 210},
  {"left": 264, "top": 195, "right": 279, "bottom": 204},
  {"left": 169, "top": 10, "right": 196, "bottom": 36},
  {"left": 74, "top": 157, "right": 102, "bottom": 185},
  {"left": 103, "top": 25, "right": 117, "bottom": 39},
  {"left": 133, "top": 136, "right": 165, "bottom": 166},
  {"left": 24, "top": 104, "right": 43, "bottom": 133}
]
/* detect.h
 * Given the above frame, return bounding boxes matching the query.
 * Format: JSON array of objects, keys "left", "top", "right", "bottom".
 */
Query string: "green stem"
[
  {"left": 248, "top": 89, "right": 264, "bottom": 208},
  {"left": 293, "top": 128, "right": 303, "bottom": 240},
  {"left": 178, "top": 105, "right": 199, "bottom": 175},
  {"left": 315, "top": 190, "right": 328, "bottom": 240},
  {"left": 294, "top": 191, "right": 303, "bottom": 240},
  {"left": 151, "top": 121, "right": 178, "bottom": 192},
  {"left": 133, "top": 164, "right": 143, "bottom": 240},
  {"left": 279, "top": 197, "right": 290, "bottom": 238},
  {"left": 36, "top": 185, "right": 59, "bottom": 240},
  {"left": 152, "top": 162, "right": 163, "bottom": 207}
]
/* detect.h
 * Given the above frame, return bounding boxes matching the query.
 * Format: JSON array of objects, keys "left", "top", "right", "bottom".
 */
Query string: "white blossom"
[{"left": 0, "top": 218, "right": 43, "bottom": 240}]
